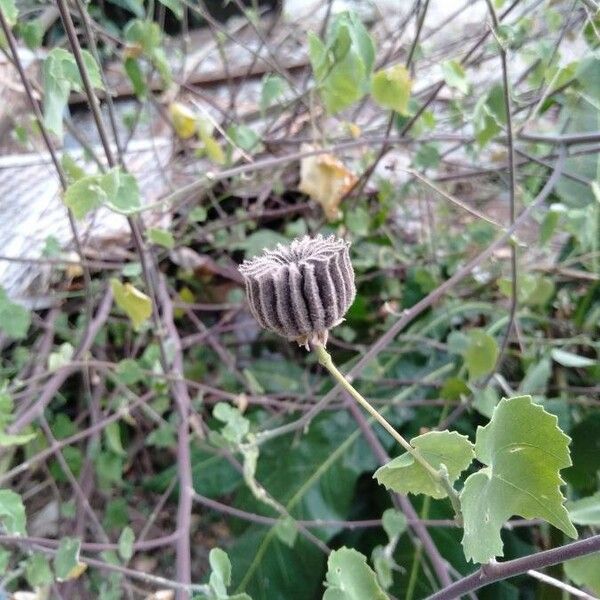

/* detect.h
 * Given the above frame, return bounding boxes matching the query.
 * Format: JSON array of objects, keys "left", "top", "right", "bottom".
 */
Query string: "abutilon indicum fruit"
[{"left": 238, "top": 235, "right": 356, "bottom": 348}]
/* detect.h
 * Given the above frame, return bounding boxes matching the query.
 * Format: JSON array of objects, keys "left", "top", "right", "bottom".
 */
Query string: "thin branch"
[
  {"left": 483, "top": 0, "right": 518, "bottom": 387},
  {"left": 156, "top": 275, "right": 194, "bottom": 599},
  {"left": 527, "top": 569, "right": 599, "bottom": 599},
  {"left": 518, "top": 131, "right": 600, "bottom": 145},
  {"left": 426, "top": 534, "right": 600, "bottom": 600}
]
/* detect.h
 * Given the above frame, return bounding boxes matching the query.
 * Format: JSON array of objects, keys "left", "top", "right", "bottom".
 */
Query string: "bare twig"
[{"left": 156, "top": 275, "right": 194, "bottom": 599}]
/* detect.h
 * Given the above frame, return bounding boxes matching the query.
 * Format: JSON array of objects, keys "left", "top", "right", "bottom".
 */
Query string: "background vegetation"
[{"left": 0, "top": 0, "right": 598, "bottom": 598}]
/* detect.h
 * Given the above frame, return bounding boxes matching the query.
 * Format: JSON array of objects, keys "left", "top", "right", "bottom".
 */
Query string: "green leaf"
[
  {"left": 189, "top": 206, "right": 207, "bottom": 223},
  {"left": 0, "top": 548, "right": 12, "bottom": 575},
  {"left": 0, "top": 489, "right": 26, "bottom": 535},
  {"left": 118, "top": 526, "right": 135, "bottom": 561},
  {"left": 213, "top": 402, "right": 249, "bottom": 446},
  {"left": 158, "top": 0, "right": 182, "bottom": 19},
  {"left": 499, "top": 273, "right": 554, "bottom": 306},
  {"left": 115, "top": 358, "right": 145, "bottom": 385},
  {"left": 309, "top": 11, "right": 375, "bottom": 114},
  {"left": 0, "top": 287, "right": 30, "bottom": 339},
  {"left": 442, "top": 60, "right": 469, "bottom": 94},
  {"left": 565, "top": 555, "right": 600, "bottom": 595},
  {"left": 374, "top": 430, "right": 474, "bottom": 499},
  {"left": 19, "top": 19, "right": 44, "bottom": 50},
  {"left": 464, "top": 329, "right": 498, "bottom": 379},
  {"left": 345, "top": 205, "right": 370, "bottom": 236},
  {"left": 0, "top": 547, "right": 10, "bottom": 575},
  {"left": 48, "top": 342, "right": 74, "bottom": 371},
  {"left": 371, "top": 65, "right": 412, "bottom": 115},
  {"left": 110, "top": 279, "right": 152, "bottom": 331},
  {"left": 61, "top": 154, "right": 86, "bottom": 184},
  {"left": 372, "top": 546, "right": 393, "bottom": 591},
  {"left": 100, "top": 168, "right": 141, "bottom": 215},
  {"left": 124, "top": 19, "right": 161, "bottom": 55},
  {"left": 485, "top": 84, "right": 507, "bottom": 124},
  {"left": 567, "top": 493, "right": 600, "bottom": 525},
  {"left": 208, "top": 547, "right": 249, "bottom": 599},
  {"left": 63, "top": 173, "right": 106, "bottom": 218},
  {"left": 25, "top": 552, "right": 54, "bottom": 587},
  {"left": 323, "top": 547, "right": 388, "bottom": 600},
  {"left": 198, "top": 118, "right": 225, "bottom": 165},
  {"left": 147, "top": 227, "right": 175, "bottom": 249},
  {"left": 147, "top": 423, "right": 176, "bottom": 448},
  {"left": 42, "top": 48, "right": 103, "bottom": 140},
  {"left": 551, "top": 349, "right": 596, "bottom": 368},
  {"left": 0, "top": 0, "right": 17, "bottom": 27},
  {"left": 540, "top": 205, "right": 562, "bottom": 244},
  {"left": 64, "top": 166, "right": 141, "bottom": 219},
  {"left": 274, "top": 516, "right": 298, "bottom": 547},
  {"left": 518, "top": 357, "right": 551, "bottom": 395},
  {"left": 473, "top": 84, "right": 507, "bottom": 148},
  {"left": 227, "top": 124, "right": 262, "bottom": 153},
  {"left": 104, "top": 422, "right": 125, "bottom": 456},
  {"left": 124, "top": 20, "right": 171, "bottom": 85},
  {"left": 0, "top": 390, "right": 15, "bottom": 430},
  {"left": 413, "top": 143, "right": 440, "bottom": 169},
  {"left": 460, "top": 395, "right": 577, "bottom": 564},
  {"left": 124, "top": 57, "right": 147, "bottom": 99},
  {"left": 54, "top": 537, "right": 87, "bottom": 581},
  {"left": 260, "top": 73, "right": 286, "bottom": 113},
  {"left": 382, "top": 509, "right": 407, "bottom": 540},
  {"left": 0, "top": 430, "right": 36, "bottom": 447}
]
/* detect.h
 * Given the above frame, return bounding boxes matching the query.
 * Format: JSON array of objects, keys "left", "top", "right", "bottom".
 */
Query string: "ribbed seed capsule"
[{"left": 238, "top": 235, "right": 356, "bottom": 347}]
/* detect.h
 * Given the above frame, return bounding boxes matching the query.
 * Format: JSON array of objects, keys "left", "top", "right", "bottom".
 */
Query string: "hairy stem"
[{"left": 313, "top": 344, "right": 462, "bottom": 516}]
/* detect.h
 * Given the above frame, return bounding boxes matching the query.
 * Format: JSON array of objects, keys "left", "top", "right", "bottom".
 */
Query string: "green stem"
[
  {"left": 406, "top": 496, "right": 430, "bottom": 600},
  {"left": 313, "top": 344, "right": 462, "bottom": 517}
]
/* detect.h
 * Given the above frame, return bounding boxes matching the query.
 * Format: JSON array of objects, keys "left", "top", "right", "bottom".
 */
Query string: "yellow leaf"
[
  {"left": 198, "top": 118, "right": 225, "bottom": 165},
  {"left": 110, "top": 279, "right": 152, "bottom": 331},
  {"left": 63, "top": 561, "right": 87, "bottom": 581},
  {"left": 123, "top": 43, "right": 143, "bottom": 59},
  {"left": 174, "top": 286, "right": 195, "bottom": 319},
  {"left": 168, "top": 102, "right": 198, "bottom": 140},
  {"left": 371, "top": 64, "right": 412, "bottom": 115},
  {"left": 298, "top": 146, "right": 358, "bottom": 221},
  {"left": 204, "top": 135, "right": 226, "bottom": 164}
]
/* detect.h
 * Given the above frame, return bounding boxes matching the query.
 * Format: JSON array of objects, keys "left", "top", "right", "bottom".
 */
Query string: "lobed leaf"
[
  {"left": 373, "top": 430, "right": 474, "bottom": 499},
  {"left": 461, "top": 395, "right": 577, "bottom": 564},
  {"left": 567, "top": 493, "right": 600, "bottom": 525},
  {"left": 323, "top": 547, "right": 388, "bottom": 600}
]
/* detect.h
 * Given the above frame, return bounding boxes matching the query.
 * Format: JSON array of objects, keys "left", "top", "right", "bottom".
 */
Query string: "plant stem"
[
  {"left": 406, "top": 496, "right": 430, "bottom": 600},
  {"left": 426, "top": 534, "right": 600, "bottom": 600},
  {"left": 313, "top": 344, "right": 462, "bottom": 515}
]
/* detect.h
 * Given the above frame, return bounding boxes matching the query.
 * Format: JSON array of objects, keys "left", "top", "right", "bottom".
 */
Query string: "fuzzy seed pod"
[{"left": 239, "top": 235, "right": 356, "bottom": 347}]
